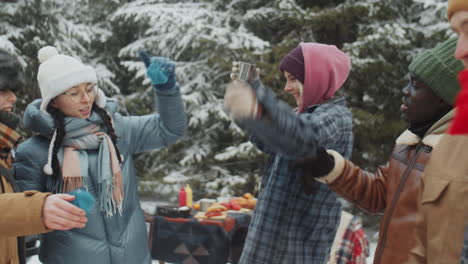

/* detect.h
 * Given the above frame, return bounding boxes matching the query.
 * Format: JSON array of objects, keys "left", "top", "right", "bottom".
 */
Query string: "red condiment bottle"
[{"left": 178, "top": 186, "right": 187, "bottom": 207}]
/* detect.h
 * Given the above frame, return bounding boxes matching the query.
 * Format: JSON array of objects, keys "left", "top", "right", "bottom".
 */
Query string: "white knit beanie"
[{"left": 37, "top": 46, "right": 106, "bottom": 112}]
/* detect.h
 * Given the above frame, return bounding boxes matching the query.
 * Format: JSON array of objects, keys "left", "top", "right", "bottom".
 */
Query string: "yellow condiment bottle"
[{"left": 185, "top": 184, "right": 193, "bottom": 207}]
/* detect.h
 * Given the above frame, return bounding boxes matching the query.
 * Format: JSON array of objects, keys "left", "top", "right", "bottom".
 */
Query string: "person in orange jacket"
[{"left": 0, "top": 48, "right": 88, "bottom": 264}]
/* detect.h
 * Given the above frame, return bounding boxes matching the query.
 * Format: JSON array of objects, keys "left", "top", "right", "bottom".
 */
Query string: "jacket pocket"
[{"left": 421, "top": 177, "right": 450, "bottom": 204}]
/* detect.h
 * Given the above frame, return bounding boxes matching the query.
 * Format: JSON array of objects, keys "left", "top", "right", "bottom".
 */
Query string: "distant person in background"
[
  {"left": 14, "top": 46, "right": 187, "bottom": 264},
  {"left": 328, "top": 211, "right": 369, "bottom": 264},
  {"left": 407, "top": 1, "right": 468, "bottom": 263},
  {"left": 0, "top": 48, "right": 87, "bottom": 264},
  {"left": 225, "top": 42, "right": 353, "bottom": 263},
  {"left": 293, "top": 37, "right": 463, "bottom": 264}
]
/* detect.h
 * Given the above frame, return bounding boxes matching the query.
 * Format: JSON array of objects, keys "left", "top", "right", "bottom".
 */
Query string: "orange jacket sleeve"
[{"left": 0, "top": 191, "right": 51, "bottom": 237}]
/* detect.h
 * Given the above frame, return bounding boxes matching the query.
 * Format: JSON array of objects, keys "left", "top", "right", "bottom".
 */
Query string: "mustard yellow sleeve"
[{"left": 0, "top": 191, "right": 51, "bottom": 237}]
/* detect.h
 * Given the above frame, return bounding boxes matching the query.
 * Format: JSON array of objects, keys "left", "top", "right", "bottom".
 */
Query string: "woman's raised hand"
[{"left": 139, "top": 51, "right": 176, "bottom": 90}]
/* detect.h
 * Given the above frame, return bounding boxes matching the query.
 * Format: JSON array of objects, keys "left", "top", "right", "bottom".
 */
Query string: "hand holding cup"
[
  {"left": 225, "top": 61, "right": 261, "bottom": 120},
  {"left": 230, "top": 61, "right": 260, "bottom": 81}
]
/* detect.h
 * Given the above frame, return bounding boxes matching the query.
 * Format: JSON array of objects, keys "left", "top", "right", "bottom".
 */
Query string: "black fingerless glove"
[{"left": 292, "top": 147, "right": 335, "bottom": 194}]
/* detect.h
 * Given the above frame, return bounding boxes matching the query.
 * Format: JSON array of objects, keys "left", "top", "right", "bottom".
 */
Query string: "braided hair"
[
  {"left": 92, "top": 103, "right": 123, "bottom": 163},
  {"left": 47, "top": 106, "right": 66, "bottom": 180},
  {"left": 47, "top": 103, "right": 122, "bottom": 180}
]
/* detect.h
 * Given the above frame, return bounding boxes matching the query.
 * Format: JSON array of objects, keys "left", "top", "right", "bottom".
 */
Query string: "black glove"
[{"left": 292, "top": 147, "right": 335, "bottom": 194}]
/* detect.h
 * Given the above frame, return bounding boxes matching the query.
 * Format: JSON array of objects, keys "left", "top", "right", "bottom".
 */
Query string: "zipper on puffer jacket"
[{"left": 374, "top": 142, "right": 424, "bottom": 263}]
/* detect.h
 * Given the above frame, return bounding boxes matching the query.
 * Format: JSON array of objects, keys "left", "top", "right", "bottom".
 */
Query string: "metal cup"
[{"left": 237, "top": 61, "right": 256, "bottom": 81}]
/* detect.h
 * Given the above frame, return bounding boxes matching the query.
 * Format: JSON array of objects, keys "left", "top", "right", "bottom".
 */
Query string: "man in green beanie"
[
  {"left": 405, "top": 1, "right": 468, "bottom": 263},
  {"left": 293, "top": 37, "right": 463, "bottom": 264}
]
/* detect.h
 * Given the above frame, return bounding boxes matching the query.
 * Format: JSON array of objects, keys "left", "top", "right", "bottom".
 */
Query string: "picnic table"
[{"left": 146, "top": 211, "right": 251, "bottom": 264}]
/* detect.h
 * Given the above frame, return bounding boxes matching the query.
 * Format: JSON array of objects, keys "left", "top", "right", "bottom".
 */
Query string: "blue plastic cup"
[{"left": 68, "top": 188, "right": 95, "bottom": 213}]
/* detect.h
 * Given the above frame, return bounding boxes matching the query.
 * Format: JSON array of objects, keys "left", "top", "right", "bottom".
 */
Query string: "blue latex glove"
[
  {"left": 139, "top": 51, "right": 176, "bottom": 90},
  {"left": 68, "top": 188, "right": 95, "bottom": 213}
]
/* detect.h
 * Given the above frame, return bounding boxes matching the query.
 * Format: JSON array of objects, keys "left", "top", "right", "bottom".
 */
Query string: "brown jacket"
[
  {"left": 0, "top": 124, "right": 50, "bottom": 264},
  {"left": 317, "top": 110, "right": 453, "bottom": 264},
  {"left": 407, "top": 134, "right": 468, "bottom": 264}
]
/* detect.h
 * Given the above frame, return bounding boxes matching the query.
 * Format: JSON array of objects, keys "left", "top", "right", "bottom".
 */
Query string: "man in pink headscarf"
[{"left": 224, "top": 42, "right": 353, "bottom": 263}]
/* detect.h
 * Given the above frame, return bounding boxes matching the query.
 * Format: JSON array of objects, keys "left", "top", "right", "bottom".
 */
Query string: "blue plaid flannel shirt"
[{"left": 238, "top": 80, "right": 353, "bottom": 264}]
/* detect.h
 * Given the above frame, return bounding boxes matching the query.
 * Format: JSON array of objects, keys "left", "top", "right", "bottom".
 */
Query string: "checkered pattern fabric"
[
  {"left": 0, "top": 122, "right": 20, "bottom": 163},
  {"left": 333, "top": 215, "right": 369, "bottom": 264},
  {"left": 239, "top": 88, "right": 353, "bottom": 264}
]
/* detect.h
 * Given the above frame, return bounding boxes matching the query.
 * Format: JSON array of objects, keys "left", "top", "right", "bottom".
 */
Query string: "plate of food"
[
  {"left": 156, "top": 205, "right": 191, "bottom": 218},
  {"left": 194, "top": 203, "right": 228, "bottom": 220}
]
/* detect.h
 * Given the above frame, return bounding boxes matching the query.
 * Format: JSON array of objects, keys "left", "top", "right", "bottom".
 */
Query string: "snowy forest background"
[{"left": 0, "top": 0, "right": 454, "bottom": 229}]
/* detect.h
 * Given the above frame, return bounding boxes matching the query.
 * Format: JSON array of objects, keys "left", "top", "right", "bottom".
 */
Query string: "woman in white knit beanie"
[{"left": 14, "top": 46, "right": 187, "bottom": 264}]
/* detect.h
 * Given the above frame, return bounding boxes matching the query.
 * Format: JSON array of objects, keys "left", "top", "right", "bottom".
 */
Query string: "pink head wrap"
[{"left": 296, "top": 43, "right": 351, "bottom": 113}]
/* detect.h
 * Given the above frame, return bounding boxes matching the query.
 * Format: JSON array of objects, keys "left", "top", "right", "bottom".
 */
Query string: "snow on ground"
[
  {"left": 368, "top": 240, "right": 377, "bottom": 263},
  {"left": 26, "top": 255, "right": 40, "bottom": 264}
]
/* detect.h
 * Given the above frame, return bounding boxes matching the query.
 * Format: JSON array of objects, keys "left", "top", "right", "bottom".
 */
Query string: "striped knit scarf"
[
  {"left": 0, "top": 121, "right": 20, "bottom": 163},
  {"left": 57, "top": 121, "right": 123, "bottom": 217},
  {"left": 0, "top": 121, "right": 21, "bottom": 188}
]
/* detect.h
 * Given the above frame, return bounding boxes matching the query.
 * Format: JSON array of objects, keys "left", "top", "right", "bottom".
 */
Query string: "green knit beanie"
[{"left": 408, "top": 37, "right": 464, "bottom": 105}]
